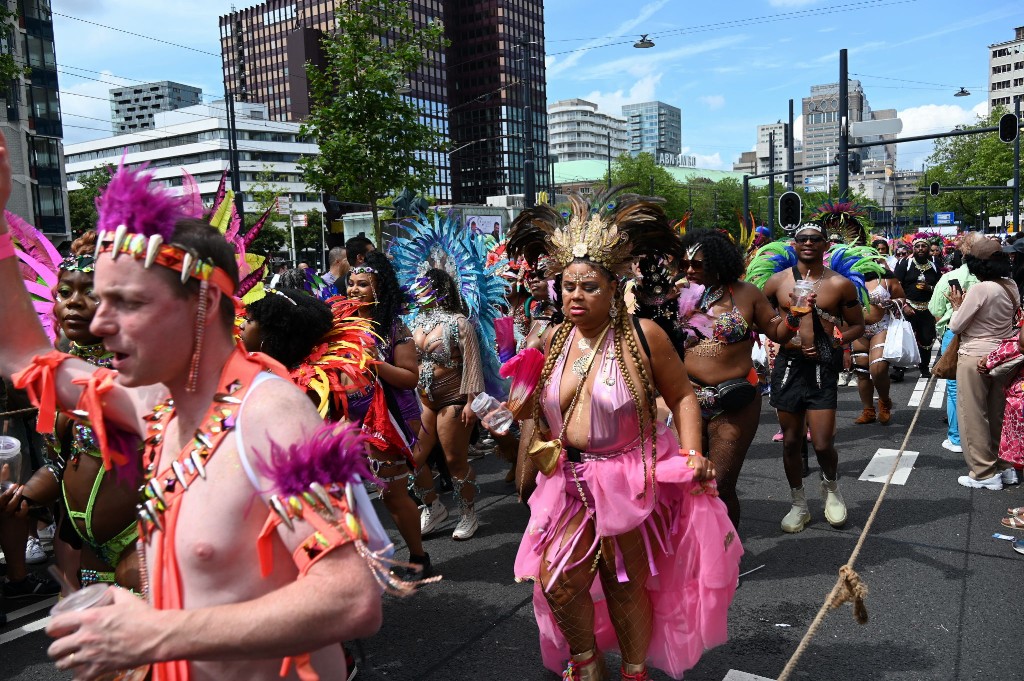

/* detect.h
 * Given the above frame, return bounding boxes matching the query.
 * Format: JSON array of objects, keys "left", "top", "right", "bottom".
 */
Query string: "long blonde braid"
[{"left": 533, "top": 321, "right": 573, "bottom": 428}]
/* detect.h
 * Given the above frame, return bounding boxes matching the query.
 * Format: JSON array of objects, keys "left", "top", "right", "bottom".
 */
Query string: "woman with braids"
[
  {"left": 677, "top": 228, "right": 790, "bottom": 529},
  {"left": 345, "top": 250, "right": 432, "bottom": 574},
  {"left": 9, "top": 230, "right": 143, "bottom": 591},
  {"left": 407, "top": 266, "right": 486, "bottom": 541},
  {"left": 507, "top": 192, "right": 741, "bottom": 681}
]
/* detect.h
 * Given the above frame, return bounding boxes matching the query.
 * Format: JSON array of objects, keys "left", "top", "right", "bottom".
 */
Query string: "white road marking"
[
  {"left": 0, "top": 615, "right": 51, "bottom": 645},
  {"left": 724, "top": 671, "right": 776, "bottom": 681},
  {"left": 929, "top": 379, "right": 946, "bottom": 408},
  {"left": 859, "top": 448, "right": 920, "bottom": 485},
  {"left": 6, "top": 596, "right": 58, "bottom": 623},
  {"left": 908, "top": 378, "right": 929, "bottom": 407}
]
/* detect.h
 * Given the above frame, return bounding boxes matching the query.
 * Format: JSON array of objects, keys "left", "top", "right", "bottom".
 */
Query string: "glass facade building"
[
  {"left": 621, "top": 101, "right": 681, "bottom": 167},
  {"left": 0, "top": 0, "right": 68, "bottom": 237},
  {"left": 219, "top": 0, "right": 547, "bottom": 205}
]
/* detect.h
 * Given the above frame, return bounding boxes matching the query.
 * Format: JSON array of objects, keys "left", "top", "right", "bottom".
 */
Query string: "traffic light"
[
  {"left": 929, "top": 182, "right": 940, "bottom": 197},
  {"left": 848, "top": 151, "right": 862, "bottom": 174},
  {"left": 778, "top": 191, "right": 802, "bottom": 229},
  {"left": 999, "top": 112, "right": 1019, "bottom": 143}
]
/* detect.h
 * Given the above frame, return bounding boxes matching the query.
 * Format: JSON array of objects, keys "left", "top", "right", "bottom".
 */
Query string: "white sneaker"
[
  {"left": 452, "top": 507, "right": 479, "bottom": 541},
  {"left": 37, "top": 522, "right": 55, "bottom": 550},
  {"left": 25, "top": 537, "right": 47, "bottom": 565},
  {"left": 420, "top": 498, "right": 449, "bottom": 535},
  {"left": 958, "top": 474, "right": 1003, "bottom": 491},
  {"left": 941, "top": 439, "right": 963, "bottom": 453},
  {"left": 1001, "top": 468, "right": 1020, "bottom": 486}
]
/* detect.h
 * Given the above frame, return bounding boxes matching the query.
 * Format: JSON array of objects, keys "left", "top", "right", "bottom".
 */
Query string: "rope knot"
[{"left": 829, "top": 565, "right": 869, "bottom": 624}]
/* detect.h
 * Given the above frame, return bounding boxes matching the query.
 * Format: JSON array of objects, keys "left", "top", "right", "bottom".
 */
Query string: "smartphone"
[{"left": 949, "top": 279, "right": 962, "bottom": 294}]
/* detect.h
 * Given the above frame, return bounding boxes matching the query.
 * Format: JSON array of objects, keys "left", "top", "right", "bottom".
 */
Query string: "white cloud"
[
  {"left": 583, "top": 74, "right": 662, "bottom": 116},
  {"left": 793, "top": 111, "right": 804, "bottom": 145},
  {"left": 546, "top": 0, "right": 670, "bottom": 78},
  {"left": 895, "top": 101, "right": 988, "bottom": 169},
  {"left": 681, "top": 146, "right": 726, "bottom": 170},
  {"left": 699, "top": 95, "right": 725, "bottom": 111}
]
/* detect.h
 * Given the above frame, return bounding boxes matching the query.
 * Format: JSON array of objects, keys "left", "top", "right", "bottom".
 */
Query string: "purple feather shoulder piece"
[{"left": 256, "top": 421, "right": 376, "bottom": 497}]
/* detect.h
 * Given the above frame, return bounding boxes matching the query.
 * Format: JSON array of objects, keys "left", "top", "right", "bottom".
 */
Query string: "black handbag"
[{"left": 715, "top": 377, "right": 759, "bottom": 412}]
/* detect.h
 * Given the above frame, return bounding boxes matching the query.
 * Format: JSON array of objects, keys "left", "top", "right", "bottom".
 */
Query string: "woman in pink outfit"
[{"left": 507, "top": 192, "right": 742, "bottom": 681}]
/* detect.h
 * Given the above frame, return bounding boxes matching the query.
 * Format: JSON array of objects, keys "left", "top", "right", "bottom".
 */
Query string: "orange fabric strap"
[
  {"left": 256, "top": 494, "right": 365, "bottom": 579},
  {"left": 148, "top": 349, "right": 282, "bottom": 681},
  {"left": 71, "top": 368, "right": 128, "bottom": 470},
  {"left": 11, "top": 350, "right": 70, "bottom": 435}
]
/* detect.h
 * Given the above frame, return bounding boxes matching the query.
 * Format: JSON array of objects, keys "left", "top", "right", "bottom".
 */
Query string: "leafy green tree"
[
  {"left": 67, "top": 167, "right": 112, "bottom": 238},
  {"left": 925, "top": 107, "right": 1015, "bottom": 229},
  {"left": 299, "top": 0, "right": 448, "bottom": 246},
  {"left": 610, "top": 153, "right": 687, "bottom": 219}
]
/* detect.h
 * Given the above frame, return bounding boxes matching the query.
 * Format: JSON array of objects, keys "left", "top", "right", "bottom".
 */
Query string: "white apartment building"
[
  {"left": 66, "top": 101, "right": 321, "bottom": 217},
  {"left": 548, "top": 99, "right": 628, "bottom": 163},
  {"left": 989, "top": 26, "right": 1024, "bottom": 113},
  {"left": 755, "top": 122, "right": 789, "bottom": 176}
]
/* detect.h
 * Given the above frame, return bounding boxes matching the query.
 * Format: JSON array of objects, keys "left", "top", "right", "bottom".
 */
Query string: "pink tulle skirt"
[{"left": 514, "top": 424, "right": 742, "bottom": 679}]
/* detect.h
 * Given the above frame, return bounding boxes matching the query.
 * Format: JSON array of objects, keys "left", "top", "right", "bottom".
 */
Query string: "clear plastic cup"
[
  {"left": 51, "top": 585, "right": 149, "bottom": 681},
  {"left": 791, "top": 280, "right": 815, "bottom": 315},
  {"left": 0, "top": 435, "right": 21, "bottom": 491},
  {"left": 470, "top": 393, "right": 513, "bottom": 435}
]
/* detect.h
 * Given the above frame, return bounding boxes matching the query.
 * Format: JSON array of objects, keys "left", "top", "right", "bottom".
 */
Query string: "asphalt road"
[{"left": 3, "top": 370, "right": 1022, "bottom": 680}]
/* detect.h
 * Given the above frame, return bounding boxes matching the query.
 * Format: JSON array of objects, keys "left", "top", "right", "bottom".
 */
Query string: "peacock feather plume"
[{"left": 744, "top": 241, "right": 797, "bottom": 290}]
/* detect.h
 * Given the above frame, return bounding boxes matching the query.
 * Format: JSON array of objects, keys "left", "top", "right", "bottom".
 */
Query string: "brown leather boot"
[
  {"left": 854, "top": 406, "right": 876, "bottom": 424},
  {"left": 877, "top": 397, "right": 893, "bottom": 424}
]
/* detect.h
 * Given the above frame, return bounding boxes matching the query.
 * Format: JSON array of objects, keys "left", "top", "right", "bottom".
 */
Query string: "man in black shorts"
[{"left": 763, "top": 225, "right": 865, "bottom": 533}]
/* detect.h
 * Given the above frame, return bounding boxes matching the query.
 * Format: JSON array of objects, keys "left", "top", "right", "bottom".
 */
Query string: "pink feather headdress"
[{"left": 94, "top": 159, "right": 235, "bottom": 295}]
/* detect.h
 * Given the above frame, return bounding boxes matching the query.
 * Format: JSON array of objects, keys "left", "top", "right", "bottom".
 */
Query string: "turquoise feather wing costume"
[
  {"left": 745, "top": 240, "right": 884, "bottom": 308},
  {"left": 389, "top": 211, "right": 509, "bottom": 398}
]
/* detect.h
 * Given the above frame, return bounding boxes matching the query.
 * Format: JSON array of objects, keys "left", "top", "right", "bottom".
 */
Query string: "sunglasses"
[
  {"left": 678, "top": 259, "right": 704, "bottom": 271},
  {"left": 794, "top": 235, "right": 826, "bottom": 244}
]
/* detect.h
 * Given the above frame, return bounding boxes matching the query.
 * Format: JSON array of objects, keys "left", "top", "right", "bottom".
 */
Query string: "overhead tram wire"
[
  {"left": 544, "top": 0, "right": 920, "bottom": 57},
  {"left": 50, "top": 11, "right": 221, "bottom": 57},
  {"left": 53, "top": 0, "right": 917, "bottom": 94},
  {"left": 544, "top": 0, "right": 918, "bottom": 43}
]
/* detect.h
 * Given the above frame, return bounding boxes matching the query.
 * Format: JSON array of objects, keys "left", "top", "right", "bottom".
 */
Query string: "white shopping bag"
[
  {"left": 751, "top": 334, "right": 768, "bottom": 367},
  {"left": 882, "top": 313, "right": 921, "bottom": 368}
]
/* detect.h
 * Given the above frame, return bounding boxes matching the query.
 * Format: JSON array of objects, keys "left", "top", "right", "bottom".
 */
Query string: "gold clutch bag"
[{"left": 527, "top": 435, "right": 562, "bottom": 476}]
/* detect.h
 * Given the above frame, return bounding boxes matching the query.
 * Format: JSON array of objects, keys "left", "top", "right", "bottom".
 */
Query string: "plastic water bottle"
[{"left": 470, "top": 393, "right": 514, "bottom": 435}]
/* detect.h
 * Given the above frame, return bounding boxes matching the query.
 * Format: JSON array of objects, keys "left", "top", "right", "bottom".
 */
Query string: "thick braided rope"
[{"left": 777, "top": 372, "right": 938, "bottom": 681}]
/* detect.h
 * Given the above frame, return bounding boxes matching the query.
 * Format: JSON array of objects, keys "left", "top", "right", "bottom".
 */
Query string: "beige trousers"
[{"left": 955, "top": 353, "right": 1012, "bottom": 479}]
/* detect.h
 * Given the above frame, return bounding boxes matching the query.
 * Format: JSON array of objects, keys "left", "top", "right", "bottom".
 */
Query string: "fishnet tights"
[
  {"left": 541, "top": 509, "right": 653, "bottom": 665},
  {"left": 705, "top": 392, "right": 761, "bottom": 529}
]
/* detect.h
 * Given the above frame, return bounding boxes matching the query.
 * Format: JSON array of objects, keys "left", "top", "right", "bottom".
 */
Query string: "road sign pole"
[
  {"left": 1015, "top": 98, "right": 1021, "bottom": 233},
  {"left": 768, "top": 131, "right": 776, "bottom": 232}
]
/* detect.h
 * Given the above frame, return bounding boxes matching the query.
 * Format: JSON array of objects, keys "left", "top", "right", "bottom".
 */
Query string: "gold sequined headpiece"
[{"left": 506, "top": 186, "right": 681, "bottom": 278}]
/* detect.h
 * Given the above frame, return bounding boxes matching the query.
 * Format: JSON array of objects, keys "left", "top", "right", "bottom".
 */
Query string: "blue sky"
[{"left": 54, "top": 0, "right": 1022, "bottom": 171}]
